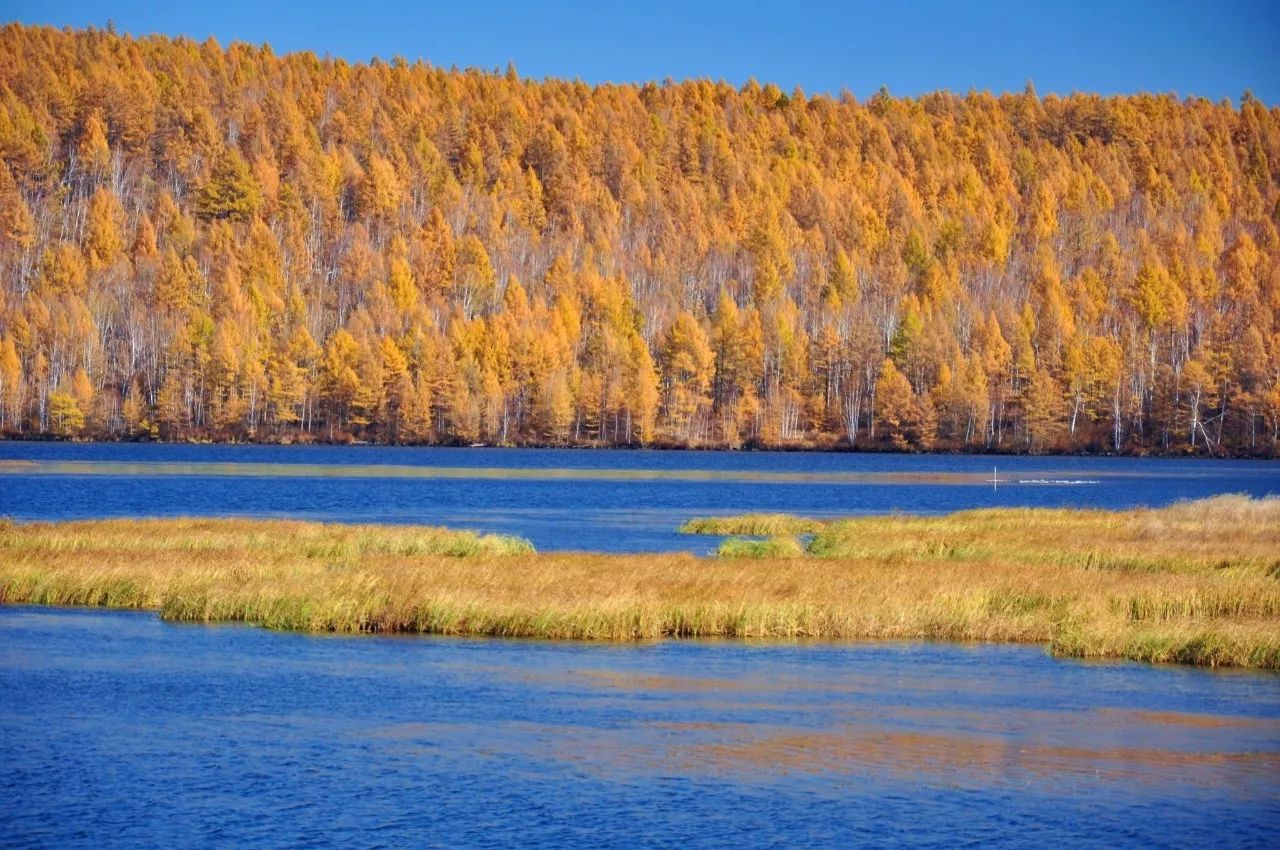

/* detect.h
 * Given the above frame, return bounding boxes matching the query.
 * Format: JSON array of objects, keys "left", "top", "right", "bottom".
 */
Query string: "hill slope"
[{"left": 0, "top": 24, "right": 1277, "bottom": 452}]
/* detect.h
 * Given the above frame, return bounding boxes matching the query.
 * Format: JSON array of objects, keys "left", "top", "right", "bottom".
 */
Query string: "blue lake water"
[
  {"left": 3, "top": 444, "right": 1279, "bottom": 845},
  {"left": 1, "top": 607, "right": 1277, "bottom": 848},
  {"left": 1, "top": 442, "right": 1277, "bottom": 552}
]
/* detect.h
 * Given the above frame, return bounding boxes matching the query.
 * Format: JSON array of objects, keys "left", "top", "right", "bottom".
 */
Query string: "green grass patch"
[
  {"left": 716, "top": 536, "right": 807, "bottom": 559},
  {"left": 679, "top": 514, "right": 827, "bottom": 536}
]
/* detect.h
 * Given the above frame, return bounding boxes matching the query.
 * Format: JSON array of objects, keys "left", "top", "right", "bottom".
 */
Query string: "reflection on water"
[
  {"left": 0, "top": 457, "right": 1060, "bottom": 483},
  {"left": 1, "top": 443, "right": 1277, "bottom": 552},
  {"left": 2, "top": 608, "right": 1277, "bottom": 847}
]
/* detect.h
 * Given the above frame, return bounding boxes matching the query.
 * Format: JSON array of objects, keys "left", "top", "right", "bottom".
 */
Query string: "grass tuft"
[
  {"left": 716, "top": 537, "right": 807, "bottom": 559},
  {"left": 679, "top": 514, "right": 827, "bottom": 536}
]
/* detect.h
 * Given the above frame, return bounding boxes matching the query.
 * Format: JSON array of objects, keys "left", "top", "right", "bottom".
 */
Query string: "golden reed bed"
[{"left": 1, "top": 496, "right": 1277, "bottom": 669}]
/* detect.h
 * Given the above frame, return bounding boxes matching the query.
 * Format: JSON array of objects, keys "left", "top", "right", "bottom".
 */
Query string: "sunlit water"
[
  {"left": 1, "top": 608, "right": 1277, "bottom": 848},
  {"left": 1, "top": 443, "right": 1277, "bottom": 552}
]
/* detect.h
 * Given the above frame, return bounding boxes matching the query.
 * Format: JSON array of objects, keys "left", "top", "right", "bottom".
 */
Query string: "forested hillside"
[{"left": 1, "top": 24, "right": 1277, "bottom": 453}]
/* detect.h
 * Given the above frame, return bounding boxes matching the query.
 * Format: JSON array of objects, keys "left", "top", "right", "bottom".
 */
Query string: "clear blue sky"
[{"left": 8, "top": 0, "right": 1280, "bottom": 104}]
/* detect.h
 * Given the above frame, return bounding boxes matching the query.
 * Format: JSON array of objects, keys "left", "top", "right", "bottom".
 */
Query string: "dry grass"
[
  {"left": 1, "top": 498, "right": 1278, "bottom": 669},
  {"left": 806, "top": 494, "right": 1280, "bottom": 573}
]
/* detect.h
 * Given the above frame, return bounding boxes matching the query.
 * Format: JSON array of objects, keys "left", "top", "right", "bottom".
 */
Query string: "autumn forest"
[{"left": 0, "top": 24, "right": 1277, "bottom": 454}]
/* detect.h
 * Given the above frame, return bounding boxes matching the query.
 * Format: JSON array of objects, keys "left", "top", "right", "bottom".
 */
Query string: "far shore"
[{"left": 1, "top": 434, "right": 1277, "bottom": 461}]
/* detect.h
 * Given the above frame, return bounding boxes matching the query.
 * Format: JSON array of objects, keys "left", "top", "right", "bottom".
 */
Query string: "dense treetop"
[{"left": 0, "top": 24, "right": 1277, "bottom": 452}]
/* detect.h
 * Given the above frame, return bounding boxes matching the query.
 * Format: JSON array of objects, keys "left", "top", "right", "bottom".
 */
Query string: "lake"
[
  {"left": 1, "top": 442, "right": 1277, "bottom": 552},
  {"left": 1, "top": 607, "right": 1277, "bottom": 848},
  {"left": 3, "top": 444, "right": 1279, "bottom": 846}
]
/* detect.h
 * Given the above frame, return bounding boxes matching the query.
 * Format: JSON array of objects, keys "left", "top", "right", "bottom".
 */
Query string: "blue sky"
[{"left": 8, "top": 0, "right": 1280, "bottom": 103}]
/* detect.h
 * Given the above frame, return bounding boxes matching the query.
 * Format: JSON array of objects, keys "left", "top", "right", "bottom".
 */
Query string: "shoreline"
[
  {"left": 2, "top": 499, "right": 1277, "bottom": 670},
  {"left": 9, "top": 602, "right": 1278, "bottom": 678},
  {"left": 2, "top": 435, "right": 1277, "bottom": 461}
]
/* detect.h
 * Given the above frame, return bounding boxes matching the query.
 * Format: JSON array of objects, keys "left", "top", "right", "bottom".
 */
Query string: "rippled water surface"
[
  {"left": 1, "top": 608, "right": 1277, "bottom": 848},
  {"left": 1, "top": 442, "right": 1276, "bottom": 551},
  {"left": 4, "top": 444, "right": 1278, "bottom": 845}
]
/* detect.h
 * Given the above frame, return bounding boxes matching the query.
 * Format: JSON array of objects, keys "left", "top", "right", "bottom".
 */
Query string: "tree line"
[{"left": 0, "top": 24, "right": 1277, "bottom": 453}]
